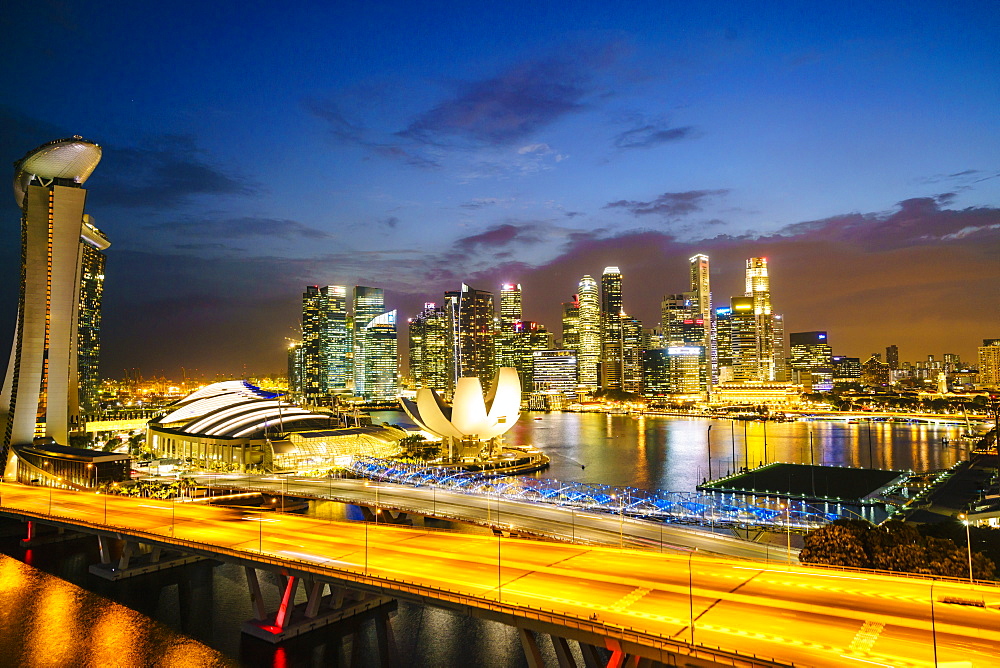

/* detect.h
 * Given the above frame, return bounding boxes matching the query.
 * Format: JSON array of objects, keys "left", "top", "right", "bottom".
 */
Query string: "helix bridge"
[{"left": 350, "top": 457, "right": 841, "bottom": 531}]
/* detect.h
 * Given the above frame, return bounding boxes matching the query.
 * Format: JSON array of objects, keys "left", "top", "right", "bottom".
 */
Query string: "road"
[
  {"left": 191, "top": 473, "right": 796, "bottom": 561},
  {"left": 3, "top": 483, "right": 998, "bottom": 667}
]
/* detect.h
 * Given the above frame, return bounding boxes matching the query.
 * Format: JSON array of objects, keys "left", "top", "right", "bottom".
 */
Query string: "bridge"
[
  {"left": 190, "top": 473, "right": 800, "bottom": 561},
  {"left": 2, "top": 482, "right": 998, "bottom": 667}
]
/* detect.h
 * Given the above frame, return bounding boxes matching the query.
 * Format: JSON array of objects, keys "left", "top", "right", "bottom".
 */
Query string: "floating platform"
[{"left": 699, "top": 463, "right": 908, "bottom": 505}]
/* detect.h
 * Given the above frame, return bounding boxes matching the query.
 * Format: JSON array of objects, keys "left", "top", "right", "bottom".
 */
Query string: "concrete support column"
[
  {"left": 97, "top": 535, "right": 112, "bottom": 564},
  {"left": 118, "top": 541, "right": 137, "bottom": 570},
  {"left": 245, "top": 567, "right": 266, "bottom": 621},
  {"left": 374, "top": 608, "right": 397, "bottom": 668},
  {"left": 579, "top": 642, "right": 603, "bottom": 668},
  {"left": 518, "top": 627, "right": 544, "bottom": 668},
  {"left": 551, "top": 635, "right": 576, "bottom": 668},
  {"left": 274, "top": 575, "right": 298, "bottom": 631},
  {"left": 304, "top": 579, "right": 323, "bottom": 619}
]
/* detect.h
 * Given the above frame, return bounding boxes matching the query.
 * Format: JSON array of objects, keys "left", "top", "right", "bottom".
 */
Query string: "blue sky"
[{"left": 1, "top": 1, "right": 998, "bottom": 376}]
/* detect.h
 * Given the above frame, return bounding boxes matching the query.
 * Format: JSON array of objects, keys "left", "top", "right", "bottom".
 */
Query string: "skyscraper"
[
  {"left": 444, "top": 284, "right": 496, "bottom": 391},
  {"left": 499, "top": 283, "right": 522, "bottom": 327},
  {"left": 362, "top": 310, "right": 398, "bottom": 400},
  {"left": 714, "top": 306, "right": 733, "bottom": 382},
  {"left": 789, "top": 331, "right": 833, "bottom": 391},
  {"left": 532, "top": 350, "right": 578, "bottom": 399},
  {"left": 978, "top": 340, "right": 1000, "bottom": 389},
  {"left": 576, "top": 276, "right": 601, "bottom": 389},
  {"left": 886, "top": 344, "right": 899, "bottom": 370},
  {"left": 2, "top": 137, "right": 105, "bottom": 475},
  {"left": 408, "top": 303, "right": 449, "bottom": 391},
  {"left": 620, "top": 315, "right": 644, "bottom": 394},
  {"left": 352, "top": 286, "right": 385, "bottom": 396},
  {"left": 600, "top": 267, "right": 623, "bottom": 389},
  {"left": 772, "top": 313, "right": 787, "bottom": 382},
  {"left": 561, "top": 296, "right": 580, "bottom": 350},
  {"left": 730, "top": 296, "right": 758, "bottom": 383},
  {"left": 688, "top": 254, "right": 715, "bottom": 384},
  {"left": 745, "top": 257, "right": 775, "bottom": 381},
  {"left": 300, "top": 285, "right": 348, "bottom": 403},
  {"left": 77, "top": 221, "right": 109, "bottom": 417}
]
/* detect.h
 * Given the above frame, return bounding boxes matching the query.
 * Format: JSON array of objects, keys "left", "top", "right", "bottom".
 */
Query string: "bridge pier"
[
  {"left": 19, "top": 520, "right": 85, "bottom": 547},
  {"left": 358, "top": 506, "right": 412, "bottom": 525},
  {"left": 241, "top": 566, "right": 397, "bottom": 649},
  {"left": 89, "top": 537, "right": 203, "bottom": 580}
]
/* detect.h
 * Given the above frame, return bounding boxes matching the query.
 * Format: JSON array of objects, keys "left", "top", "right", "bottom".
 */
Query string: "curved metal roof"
[{"left": 13, "top": 136, "right": 102, "bottom": 207}]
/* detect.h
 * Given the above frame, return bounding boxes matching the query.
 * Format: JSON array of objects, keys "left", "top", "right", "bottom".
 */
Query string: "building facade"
[
  {"left": 444, "top": 284, "right": 496, "bottom": 391},
  {"left": 576, "top": 276, "right": 601, "bottom": 389},
  {"left": 408, "top": 303, "right": 449, "bottom": 391},
  {"left": 600, "top": 267, "right": 623, "bottom": 390}
]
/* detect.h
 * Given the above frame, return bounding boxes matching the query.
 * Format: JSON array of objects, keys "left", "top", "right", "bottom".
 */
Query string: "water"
[{"left": 0, "top": 414, "right": 970, "bottom": 667}]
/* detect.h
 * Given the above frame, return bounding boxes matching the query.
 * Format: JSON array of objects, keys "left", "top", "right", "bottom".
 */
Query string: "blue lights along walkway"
[{"left": 350, "top": 458, "right": 840, "bottom": 531}]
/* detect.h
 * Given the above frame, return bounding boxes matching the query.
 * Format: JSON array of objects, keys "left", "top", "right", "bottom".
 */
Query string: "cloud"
[
  {"left": 613, "top": 122, "right": 696, "bottom": 150},
  {"left": 149, "top": 216, "right": 329, "bottom": 241},
  {"left": 381, "top": 216, "right": 400, "bottom": 228},
  {"left": 605, "top": 190, "right": 729, "bottom": 218},
  {"left": 98, "top": 135, "right": 256, "bottom": 208},
  {"left": 453, "top": 223, "right": 542, "bottom": 252},
  {"left": 460, "top": 198, "right": 506, "bottom": 210},
  {"left": 398, "top": 53, "right": 603, "bottom": 146}
]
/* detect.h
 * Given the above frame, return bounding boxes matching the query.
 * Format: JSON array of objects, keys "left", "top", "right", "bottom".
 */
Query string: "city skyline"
[{"left": 1, "top": 2, "right": 997, "bottom": 375}]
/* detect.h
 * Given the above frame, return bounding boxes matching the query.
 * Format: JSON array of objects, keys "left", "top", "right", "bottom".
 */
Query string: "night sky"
[{"left": 1, "top": 2, "right": 998, "bottom": 378}]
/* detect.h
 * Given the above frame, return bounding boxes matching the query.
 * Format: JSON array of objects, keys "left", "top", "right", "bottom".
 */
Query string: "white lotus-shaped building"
[{"left": 400, "top": 368, "right": 521, "bottom": 461}]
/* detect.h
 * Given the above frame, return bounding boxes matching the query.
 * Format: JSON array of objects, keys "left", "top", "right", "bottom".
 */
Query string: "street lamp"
[
  {"left": 958, "top": 513, "right": 974, "bottom": 583},
  {"left": 706, "top": 425, "right": 713, "bottom": 481}
]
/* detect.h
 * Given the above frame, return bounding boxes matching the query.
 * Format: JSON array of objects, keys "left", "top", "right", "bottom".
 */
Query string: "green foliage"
[
  {"left": 800, "top": 519, "right": 996, "bottom": 580},
  {"left": 593, "top": 389, "right": 642, "bottom": 402}
]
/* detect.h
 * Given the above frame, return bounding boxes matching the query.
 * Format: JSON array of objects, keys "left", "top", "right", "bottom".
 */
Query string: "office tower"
[
  {"left": 301, "top": 285, "right": 348, "bottom": 403},
  {"left": 621, "top": 315, "right": 644, "bottom": 394},
  {"left": 600, "top": 267, "right": 624, "bottom": 389},
  {"left": 642, "top": 327, "right": 665, "bottom": 351},
  {"left": 561, "top": 296, "right": 579, "bottom": 350},
  {"left": 745, "top": 257, "right": 775, "bottom": 380},
  {"left": 789, "top": 331, "right": 833, "bottom": 391},
  {"left": 979, "top": 340, "right": 1000, "bottom": 389},
  {"left": 532, "top": 350, "right": 578, "bottom": 399},
  {"left": 497, "top": 321, "right": 552, "bottom": 390},
  {"left": 408, "top": 303, "right": 449, "bottom": 391},
  {"left": 772, "top": 313, "right": 787, "bottom": 382},
  {"left": 286, "top": 341, "right": 303, "bottom": 396},
  {"left": 714, "top": 307, "right": 733, "bottom": 382},
  {"left": 730, "top": 297, "right": 757, "bottom": 382},
  {"left": 832, "top": 356, "right": 862, "bottom": 382},
  {"left": 642, "top": 347, "right": 704, "bottom": 396},
  {"left": 689, "top": 254, "right": 715, "bottom": 383},
  {"left": 444, "top": 284, "right": 496, "bottom": 390},
  {"left": 77, "top": 227, "right": 108, "bottom": 417},
  {"left": 352, "top": 286, "right": 385, "bottom": 396},
  {"left": 886, "top": 344, "right": 899, "bottom": 370},
  {"left": 499, "top": 283, "right": 522, "bottom": 327},
  {"left": 661, "top": 293, "right": 707, "bottom": 391},
  {"left": 362, "top": 310, "right": 398, "bottom": 400},
  {"left": 2, "top": 137, "right": 104, "bottom": 474},
  {"left": 861, "top": 355, "right": 891, "bottom": 387},
  {"left": 576, "top": 276, "right": 601, "bottom": 389}
]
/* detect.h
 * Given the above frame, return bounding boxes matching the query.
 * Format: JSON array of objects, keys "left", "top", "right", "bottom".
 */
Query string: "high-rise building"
[
  {"left": 600, "top": 267, "right": 623, "bottom": 389},
  {"left": 497, "top": 321, "right": 552, "bottom": 390},
  {"left": 832, "top": 356, "right": 862, "bottom": 382},
  {"left": 789, "top": 331, "right": 833, "bottom": 391},
  {"left": 688, "top": 254, "right": 715, "bottom": 384},
  {"left": 772, "top": 313, "right": 787, "bottom": 382},
  {"left": 576, "top": 276, "right": 601, "bottom": 389},
  {"left": 362, "top": 310, "right": 398, "bottom": 400},
  {"left": 978, "top": 340, "right": 1000, "bottom": 389},
  {"left": 2, "top": 137, "right": 105, "bottom": 474},
  {"left": 408, "top": 303, "right": 449, "bottom": 391},
  {"left": 301, "top": 285, "right": 349, "bottom": 403},
  {"left": 861, "top": 355, "right": 891, "bottom": 387},
  {"left": 620, "top": 315, "right": 644, "bottom": 394},
  {"left": 642, "top": 347, "right": 704, "bottom": 397},
  {"left": 444, "top": 284, "right": 496, "bottom": 390},
  {"left": 532, "top": 350, "right": 578, "bottom": 398},
  {"left": 730, "top": 296, "right": 758, "bottom": 383},
  {"left": 660, "top": 293, "right": 707, "bottom": 392},
  {"left": 499, "top": 283, "right": 522, "bottom": 327},
  {"left": 77, "top": 224, "right": 108, "bottom": 417},
  {"left": 886, "top": 345, "right": 899, "bottom": 370},
  {"left": 352, "top": 286, "right": 385, "bottom": 396},
  {"left": 286, "top": 341, "right": 303, "bottom": 396},
  {"left": 715, "top": 306, "right": 733, "bottom": 382},
  {"left": 561, "top": 296, "right": 580, "bottom": 350},
  {"left": 745, "top": 257, "right": 775, "bottom": 381}
]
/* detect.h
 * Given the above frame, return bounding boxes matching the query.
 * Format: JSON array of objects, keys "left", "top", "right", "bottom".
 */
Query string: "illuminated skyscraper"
[
  {"left": 714, "top": 306, "right": 733, "bottom": 382},
  {"left": 444, "top": 284, "right": 496, "bottom": 391},
  {"left": 301, "top": 285, "right": 349, "bottom": 403},
  {"left": 532, "top": 350, "right": 578, "bottom": 398},
  {"left": 499, "top": 283, "right": 522, "bottom": 327},
  {"left": 730, "top": 296, "right": 758, "bottom": 383},
  {"left": 497, "top": 321, "right": 552, "bottom": 389},
  {"left": 661, "top": 293, "right": 707, "bottom": 392},
  {"left": 561, "top": 296, "right": 579, "bottom": 350},
  {"left": 886, "top": 344, "right": 899, "bottom": 370},
  {"left": 620, "top": 315, "right": 644, "bottom": 394},
  {"left": 789, "top": 331, "right": 833, "bottom": 391},
  {"left": 688, "top": 254, "right": 715, "bottom": 384},
  {"left": 352, "top": 286, "right": 385, "bottom": 396},
  {"left": 772, "top": 313, "right": 787, "bottom": 382},
  {"left": 362, "top": 310, "right": 398, "bottom": 400},
  {"left": 77, "top": 229, "right": 108, "bottom": 417},
  {"left": 600, "top": 267, "right": 623, "bottom": 389},
  {"left": 745, "top": 257, "right": 775, "bottom": 381},
  {"left": 2, "top": 137, "right": 105, "bottom": 475},
  {"left": 978, "top": 340, "right": 1000, "bottom": 389},
  {"left": 576, "top": 276, "right": 600, "bottom": 389},
  {"left": 408, "top": 303, "right": 449, "bottom": 391}
]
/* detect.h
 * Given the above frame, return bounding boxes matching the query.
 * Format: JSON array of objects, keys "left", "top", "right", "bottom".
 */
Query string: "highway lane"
[
  {"left": 191, "top": 474, "right": 796, "bottom": 561},
  {"left": 2, "top": 483, "right": 998, "bottom": 667}
]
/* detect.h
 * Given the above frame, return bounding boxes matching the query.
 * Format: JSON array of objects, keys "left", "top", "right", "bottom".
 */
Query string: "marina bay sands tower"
[{"left": 1, "top": 137, "right": 107, "bottom": 478}]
